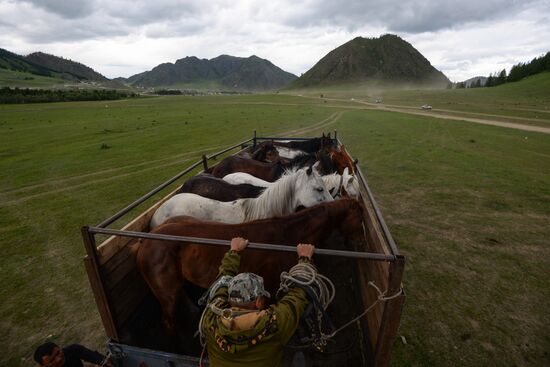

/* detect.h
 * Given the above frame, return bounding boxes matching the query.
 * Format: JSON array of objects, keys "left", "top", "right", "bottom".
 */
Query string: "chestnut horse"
[
  {"left": 135, "top": 198, "right": 365, "bottom": 330},
  {"left": 177, "top": 175, "right": 264, "bottom": 202},
  {"left": 328, "top": 145, "right": 355, "bottom": 174},
  {"left": 210, "top": 151, "right": 336, "bottom": 181}
]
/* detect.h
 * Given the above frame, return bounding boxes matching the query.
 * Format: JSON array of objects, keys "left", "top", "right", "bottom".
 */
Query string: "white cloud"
[{"left": 0, "top": 0, "right": 549, "bottom": 81}]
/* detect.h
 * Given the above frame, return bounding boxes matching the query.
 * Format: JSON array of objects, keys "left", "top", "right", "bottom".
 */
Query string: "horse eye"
[{"left": 316, "top": 187, "right": 324, "bottom": 192}]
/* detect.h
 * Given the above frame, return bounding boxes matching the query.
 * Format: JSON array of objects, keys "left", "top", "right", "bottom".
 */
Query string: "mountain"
[
  {"left": 291, "top": 34, "right": 450, "bottom": 88},
  {"left": 126, "top": 55, "right": 297, "bottom": 91},
  {"left": 0, "top": 48, "right": 56, "bottom": 77},
  {"left": 25, "top": 52, "right": 107, "bottom": 81}
]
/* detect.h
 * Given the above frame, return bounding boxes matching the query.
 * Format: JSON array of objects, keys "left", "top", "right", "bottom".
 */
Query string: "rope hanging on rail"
[{"left": 277, "top": 261, "right": 403, "bottom": 350}]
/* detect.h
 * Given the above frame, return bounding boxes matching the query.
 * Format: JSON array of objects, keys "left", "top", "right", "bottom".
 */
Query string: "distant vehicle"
[
  {"left": 375, "top": 99, "right": 382, "bottom": 103},
  {"left": 421, "top": 104, "right": 432, "bottom": 110},
  {"left": 350, "top": 98, "right": 355, "bottom": 101}
]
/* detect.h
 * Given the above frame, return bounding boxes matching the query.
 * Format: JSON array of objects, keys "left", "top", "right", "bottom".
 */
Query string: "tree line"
[
  {"left": 0, "top": 87, "right": 137, "bottom": 104},
  {"left": 450, "top": 51, "right": 550, "bottom": 89}
]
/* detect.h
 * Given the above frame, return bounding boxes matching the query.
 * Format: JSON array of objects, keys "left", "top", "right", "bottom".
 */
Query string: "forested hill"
[
  {"left": 0, "top": 48, "right": 55, "bottom": 77},
  {"left": 125, "top": 54, "right": 297, "bottom": 91},
  {"left": 291, "top": 34, "right": 450, "bottom": 88},
  {"left": 25, "top": 52, "right": 108, "bottom": 81}
]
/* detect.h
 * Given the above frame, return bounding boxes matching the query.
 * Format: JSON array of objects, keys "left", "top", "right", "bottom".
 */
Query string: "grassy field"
[
  {"left": 287, "top": 72, "right": 550, "bottom": 125},
  {"left": 0, "top": 91, "right": 549, "bottom": 366},
  {"left": 0, "top": 68, "right": 65, "bottom": 88}
]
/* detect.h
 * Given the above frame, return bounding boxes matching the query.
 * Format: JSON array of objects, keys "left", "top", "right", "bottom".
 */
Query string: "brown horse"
[
  {"left": 211, "top": 156, "right": 285, "bottom": 181},
  {"left": 272, "top": 133, "right": 336, "bottom": 153},
  {"left": 328, "top": 145, "right": 355, "bottom": 174},
  {"left": 239, "top": 140, "right": 280, "bottom": 162},
  {"left": 134, "top": 198, "right": 365, "bottom": 330},
  {"left": 210, "top": 151, "right": 336, "bottom": 181}
]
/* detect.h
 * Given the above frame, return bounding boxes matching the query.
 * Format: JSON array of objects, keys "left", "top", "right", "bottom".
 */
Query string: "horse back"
[{"left": 178, "top": 175, "right": 263, "bottom": 201}]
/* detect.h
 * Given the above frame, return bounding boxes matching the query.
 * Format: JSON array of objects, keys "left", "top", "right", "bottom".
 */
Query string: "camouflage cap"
[{"left": 228, "top": 272, "right": 271, "bottom": 305}]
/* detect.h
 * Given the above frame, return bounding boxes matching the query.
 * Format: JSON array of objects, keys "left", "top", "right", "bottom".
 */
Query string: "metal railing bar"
[
  {"left": 89, "top": 227, "right": 396, "bottom": 262},
  {"left": 96, "top": 138, "right": 253, "bottom": 229},
  {"left": 206, "top": 138, "right": 253, "bottom": 159},
  {"left": 255, "top": 137, "right": 314, "bottom": 141},
  {"left": 96, "top": 160, "right": 203, "bottom": 228}
]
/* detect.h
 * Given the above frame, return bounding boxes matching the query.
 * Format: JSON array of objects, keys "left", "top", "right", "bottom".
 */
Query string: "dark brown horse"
[
  {"left": 272, "top": 133, "right": 336, "bottom": 153},
  {"left": 238, "top": 140, "right": 280, "bottom": 162},
  {"left": 210, "top": 150, "right": 336, "bottom": 181},
  {"left": 177, "top": 175, "right": 264, "bottom": 201},
  {"left": 135, "top": 198, "right": 365, "bottom": 330}
]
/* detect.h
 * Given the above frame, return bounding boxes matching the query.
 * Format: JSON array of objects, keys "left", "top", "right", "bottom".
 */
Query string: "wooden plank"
[
  {"left": 84, "top": 256, "right": 119, "bottom": 340},
  {"left": 102, "top": 244, "right": 140, "bottom": 294},
  {"left": 357, "top": 167, "right": 391, "bottom": 257},
  {"left": 107, "top": 267, "right": 149, "bottom": 330},
  {"left": 374, "top": 256, "right": 406, "bottom": 367}
]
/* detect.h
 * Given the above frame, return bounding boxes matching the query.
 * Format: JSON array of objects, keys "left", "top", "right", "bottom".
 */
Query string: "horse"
[
  {"left": 272, "top": 132, "right": 336, "bottom": 153},
  {"left": 135, "top": 198, "right": 365, "bottom": 330},
  {"left": 223, "top": 167, "right": 360, "bottom": 198},
  {"left": 210, "top": 150, "right": 336, "bottom": 181},
  {"left": 276, "top": 146, "right": 306, "bottom": 160},
  {"left": 239, "top": 140, "right": 280, "bottom": 162},
  {"left": 177, "top": 175, "right": 264, "bottom": 202},
  {"left": 328, "top": 145, "right": 355, "bottom": 174},
  {"left": 150, "top": 166, "right": 333, "bottom": 228}
]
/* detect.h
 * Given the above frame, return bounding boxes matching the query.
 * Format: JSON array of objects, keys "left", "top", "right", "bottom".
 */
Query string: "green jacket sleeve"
[
  {"left": 203, "top": 250, "right": 241, "bottom": 333},
  {"left": 272, "top": 283, "right": 308, "bottom": 345}
]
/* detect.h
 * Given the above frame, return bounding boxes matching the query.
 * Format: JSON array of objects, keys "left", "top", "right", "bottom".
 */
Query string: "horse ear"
[
  {"left": 341, "top": 144, "right": 346, "bottom": 151},
  {"left": 343, "top": 167, "right": 349, "bottom": 176},
  {"left": 322, "top": 132, "right": 326, "bottom": 138},
  {"left": 354, "top": 158, "right": 359, "bottom": 164},
  {"left": 306, "top": 165, "right": 313, "bottom": 175},
  {"left": 328, "top": 132, "right": 331, "bottom": 138},
  {"left": 312, "top": 161, "right": 320, "bottom": 171}
]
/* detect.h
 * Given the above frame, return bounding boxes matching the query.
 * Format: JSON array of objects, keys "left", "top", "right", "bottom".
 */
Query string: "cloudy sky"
[{"left": 1, "top": 0, "right": 549, "bottom": 82}]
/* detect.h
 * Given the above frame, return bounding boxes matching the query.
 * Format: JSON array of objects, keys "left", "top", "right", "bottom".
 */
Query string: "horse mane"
[
  {"left": 241, "top": 167, "right": 306, "bottom": 221},
  {"left": 286, "top": 152, "right": 316, "bottom": 168}
]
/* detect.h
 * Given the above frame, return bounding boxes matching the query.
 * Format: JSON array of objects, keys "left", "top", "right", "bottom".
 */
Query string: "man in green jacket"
[{"left": 201, "top": 237, "right": 314, "bottom": 367}]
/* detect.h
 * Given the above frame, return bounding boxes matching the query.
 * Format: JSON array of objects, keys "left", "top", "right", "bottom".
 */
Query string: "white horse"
[
  {"left": 223, "top": 167, "right": 360, "bottom": 198},
  {"left": 150, "top": 166, "right": 333, "bottom": 228}
]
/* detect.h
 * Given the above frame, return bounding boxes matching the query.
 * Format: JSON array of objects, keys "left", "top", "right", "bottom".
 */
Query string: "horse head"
[
  {"left": 294, "top": 165, "right": 333, "bottom": 209},
  {"left": 263, "top": 140, "right": 280, "bottom": 162},
  {"left": 328, "top": 145, "right": 355, "bottom": 175},
  {"left": 252, "top": 140, "right": 280, "bottom": 162},
  {"left": 341, "top": 167, "right": 360, "bottom": 197},
  {"left": 333, "top": 198, "right": 365, "bottom": 242},
  {"left": 320, "top": 132, "right": 335, "bottom": 151}
]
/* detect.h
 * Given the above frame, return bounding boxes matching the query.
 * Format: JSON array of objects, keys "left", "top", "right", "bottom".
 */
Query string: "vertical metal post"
[
  {"left": 253, "top": 129, "right": 257, "bottom": 148},
  {"left": 334, "top": 130, "right": 338, "bottom": 143},
  {"left": 201, "top": 154, "right": 208, "bottom": 171}
]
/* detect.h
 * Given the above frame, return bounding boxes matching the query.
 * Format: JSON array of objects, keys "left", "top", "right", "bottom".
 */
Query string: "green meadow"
[
  {"left": 288, "top": 73, "right": 550, "bottom": 125},
  {"left": 0, "top": 85, "right": 549, "bottom": 366}
]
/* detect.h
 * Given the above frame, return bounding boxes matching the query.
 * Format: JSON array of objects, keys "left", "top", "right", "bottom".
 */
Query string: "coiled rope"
[{"left": 277, "top": 261, "right": 336, "bottom": 310}]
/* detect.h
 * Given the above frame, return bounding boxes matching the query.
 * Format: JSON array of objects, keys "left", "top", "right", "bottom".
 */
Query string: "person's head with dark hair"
[{"left": 34, "top": 342, "right": 64, "bottom": 367}]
